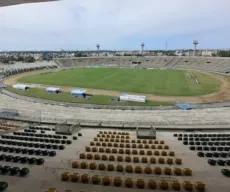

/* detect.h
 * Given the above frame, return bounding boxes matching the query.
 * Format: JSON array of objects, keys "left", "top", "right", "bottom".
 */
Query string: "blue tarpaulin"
[{"left": 176, "top": 103, "right": 196, "bottom": 110}]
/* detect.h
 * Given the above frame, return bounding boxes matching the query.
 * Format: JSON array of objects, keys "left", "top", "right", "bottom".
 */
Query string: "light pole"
[
  {"left": 193, "top": 40, "right": 198, "bottom": 56},
  {"left": 96, "top": 44, "right": 100, "bottom": 57},
  {"left": 141, "top": 43, "right": 145, "bottom": 56}
]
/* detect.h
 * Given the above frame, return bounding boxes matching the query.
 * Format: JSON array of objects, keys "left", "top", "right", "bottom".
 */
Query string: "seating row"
[
  {"left": 0, "top": 139, "right": 65, "bottom": 150},
  {"left": 0, "top": 146, "right": 56, "bottom": 156},
  {"left": 174, "top": 133, "right": 230, "bottom": 137},
  {"left": 0, "top": 166, "right": 29, "bottom": 176},
  {"left": 24, "top": 129, "right": 37, "bottom": 133},
  {"left": 72, "top": 161, "right": 190, "bottom": 175},
  {"left": 98, "top": 131, "right": 129, "bottom": 135},
  {"left": 0, "top": 155, "right": 44, "bottom": 165},
  {"left": 1, "top": 135, "right": 72, "bottom": 144},
  {"left": 0, "top": 123, "right": 19, "bottom": 128},
  {"left": 85, "top": 147, "right": 174, "bottom": 156},
  {"left": 190, "top": 146, "right": 230, "bottom": 152},
  {"left": 184, "top": 141, "right": 230, "bottom": 146},
  {"left": 208, "top": 159, "right": 230, "bottom": 166},
  {"left": 197, "top": 151, "right": 230, "bottom": 158},
  {"left": 61, "top": 173, "right": 205, "bottom": 191},
  {"left": 90, "top": 142, "right": 169, "bottom": 149},
  {"left": 29, "top": 126, "right": 53, "bottom": 131},
  {"left": 79, "top": 153, "right": 182, "bottom": 164},
  {"left": 97, "top": 134, "right": 130, "bottom": 139},
  {"left": 179, "top": 137, "right": 230, "bottom": 142},
  {"left": 46, "top": 189, "right": 72, "bottom": 192},
  {"left": 13, "top": 132, "right": 68, "bottom": 140}
]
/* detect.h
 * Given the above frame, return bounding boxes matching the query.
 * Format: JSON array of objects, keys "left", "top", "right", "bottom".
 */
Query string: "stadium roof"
[{"left": 0, "top": 0, "right": 58, "bottom": 7}]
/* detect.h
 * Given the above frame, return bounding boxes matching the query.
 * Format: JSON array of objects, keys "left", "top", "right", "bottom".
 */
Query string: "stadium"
[{"left": 1, "top": 1, "right": 230, "bottom": 192}]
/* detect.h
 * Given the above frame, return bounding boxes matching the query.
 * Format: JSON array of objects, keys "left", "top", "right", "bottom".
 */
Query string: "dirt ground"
[{"left": 4, "top": 70, "right": 230, "bottom": 103}]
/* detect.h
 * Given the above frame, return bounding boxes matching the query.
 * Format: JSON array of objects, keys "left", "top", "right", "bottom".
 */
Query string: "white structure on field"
[
  {"left": 13, "top": 84, "right": 30, "bottom": 91},
  {"left": 119, "top": 94, "right": 146, "bottom": 103}
]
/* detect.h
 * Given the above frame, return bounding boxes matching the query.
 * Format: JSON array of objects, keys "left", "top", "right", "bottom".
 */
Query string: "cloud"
[{"left": 0, "top": 0, "right": 230, "bottom": 50}]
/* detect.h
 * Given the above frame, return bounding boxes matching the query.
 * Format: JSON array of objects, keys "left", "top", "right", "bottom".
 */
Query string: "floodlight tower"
[
  {"left": 141, "top": 43, "right": 145, "bottom": 55},
  {"left": 96, "top": 44, "right": 100, "bottom": 57},
  {"left": 193, "top": 40, "right": 198, "bottom": 56}
]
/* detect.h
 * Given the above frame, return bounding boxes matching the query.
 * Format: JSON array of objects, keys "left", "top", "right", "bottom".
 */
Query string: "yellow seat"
[
  {"left": 81, "top": 174, "right": 90, "bottom": 183},
  {"left": 148, "top": 179, "right": 157, "bottom": 189},
  {"left": 61, "top": 172, "right": 70, "bottom": 181},
  {"left": 144, "top": 166, "right": 152, "bottom": 174},
  {"left": 154, "top": 167, "right": 162, "bottom": 175},
  {"left": 158, "top": 157, "right": 165, "bottom": 164},
  {"left": 125, "top": 165, "right": 133, "bottom": 173},
  {"left": 79, "top": 153, "right": 86, "bottom": 159},
  {"left": 167, "top": 158, "right": 173, "bottom": 164},
  {"left": 70, "top": 173, "right": 80, "bottom": 182},
  {"left": 169, "top": 151, "right": 175, "bottom": 156},
  {"left": 72, "top": 161, "right": 78, "bottom": 168},
  {"left": 47, "top": 188, "right": 57, "bottom": 192},
  {"left": 116, "top": 165, "right": 124, "bottom": 172},
  {"left": 89, "top": 163, "right": 97, "bottom": 170},
  {"left": 86, "top": 154, "right": 93, "bottom": 160},
  {"left": 171, "top": 181, "right": 181, "bottom": 191},
  {"left": 125, "top": 178, "right": 133, "bottom": 188},
  {"left": 157, "top": 145, "right": 163, "bottom": 149},
  {"left": 107, "top": 164, "right": 115, "bottom": 171},
  {"left": 113, "top": 177, "right": 122, "bottom": 187},
  {"left": 160, "top": 180, "right": 169, "bottom": 190},
  {"left": 164, "top": 167, "right": 172, "bottom": 175},
  {"left": 183, "top": 168, "right": 192, "bottom": 176},
  {"left": 194, "top": 181, "right": 205, "bottom": 192},
  {"left": 154, "top": 150, "right": 159, "bottom": 156},
  {"left": 135, "top": 166, "right": 142, "bottom": 174},
  {"left": 80, "top": 162, "right": 88, "bottom": 169},
  {"left": 175, "top": 158, "right": 182, "bottom": 165},
  {"left": 183, "top": 181, "right": 193, "bottom": 191},
  {"left": 103, "top": 176, "right": 111, "bottom": 186},
  {"left": 136, "top": 179, "right": 145, "bottom": 189},
  {"left": 174, "top": 168, "right": 182, "bottom": 176}
]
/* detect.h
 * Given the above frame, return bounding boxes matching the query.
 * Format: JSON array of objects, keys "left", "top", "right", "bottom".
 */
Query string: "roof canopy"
[
  {"left": 0, "top": 0, "right": 57, "bottom": 7},
  {"left": 71, "top": 89, "right": 86, "bottom": 95}
]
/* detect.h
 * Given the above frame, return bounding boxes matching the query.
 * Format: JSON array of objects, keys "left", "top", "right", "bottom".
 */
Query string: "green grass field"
[
  {"left": 18, "top": 68, "right": 220, "bottom": 96},
  {"left": 6, "top": 86, "right": 171, "bottom": 106}
]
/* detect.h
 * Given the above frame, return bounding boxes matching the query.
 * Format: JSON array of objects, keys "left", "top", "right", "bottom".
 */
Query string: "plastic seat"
[
  {"left": 148, "top": 179, "right": 157, "bottom": 189},
  {"left": 158, "top": 157, "right": 165, "bottom": 164},
  {"left": 125, "top": 149, "right": 131, "bottom": 154},
  {"left": 92, "top": 175, "right": 101, "bottom": 185},
  {"left": 132, "top": 150, "right": 138, "bottom": 155},
  {"left": 138, "top": 144, "right": 143, "bottom": 149},
  {"left": 160, "top": 180, "right": 169, "bottom": 190},
  {"left": 171, "top": 181, "right": 181, "bottom": 191},
  {"left": 72, "top": 161, "right": 79, "bottom": 168},
  {"left": 113, "top": 177, "right": 122, "bottom": 187},
  {"left": 145, "top": 166, "right": 152, "bottom": 174},
  {"left": 116, "top": 165, "right": 124, "bottom": 172},
  {"left": 164, "top": 167, "right": 172, "bottom": 175},
  {"left": 140, "top": 150, "right": 145, "bottom": 155},
  {"left": 107, "top": 164, "right": 114, "bottom": 171},
  {"left": 142, "top": 157, "right": 148, "bottom": 163},
  {"left": 90, "top": 142, "right": 95, "bottom": 146},
  {"left": 110, "top": 138, "right": 115, "bottom": 142},
  {"left": 125, "top": 156, "right": 132, "bottom": 162},
  {"left": 101, "top": 155, "right": 108, "bottom": 161},
  {"left": 112, "top": 148, "right": 117, "bottom": 153},
  {"left": 92, "top": 147, "right": 97, "bottom": 152},
  {"left": 98, "top": 163, "right": 106, "bottom": 170},
  {"left": 133, "top": 156, "right": 139, "bottom": 163},
  {"left": 108, "top": 142, "right": 112, "bottom": 147},
  {"left": 103, "top": 176, "right": 111, "bottom": 186},
  {"left": 126, "top": 165, "right": 133, "bottom": 173},
  {"left": 137, "top": 140, "right": 141, "bottom": 143},
  {"left": 81, "top": 174, "right": 90, "bottom": 183},
  {"left": 70, "top": 173, "right": 80, "bottom": 182},
  {"left": 194, "top": 181, "right": 205, "bottom": 192},
  {"left": 157, "top": 145, "right": 163, "bottom": 149},
  {"left": 109, "top": 155, "right": 115, "bottom": 161},
  {"left": 94, "top": 154, "right": 100, "bottom": 160},
  {"left": 131, "top": 140, "right": 136, "bottom": 143},
  {"left": 89, "top": 163, "right": 97, "bottom": 170},
  {"left": 183, "top": 181, "right": 193, "bottom": 191},
  {"left": 105, "top": 138, "right": 109, "bottom": 142},
  {"left": 96, "top": 142, "right": 101, "bottom": 146},
  {"left": 169, "top": 151, "right": 175, "bottom": 156},
  {"left": 160, "top": 141, "right": 165, "bottom": 145},
  {"left": 174, "top": 168, "right": 182, "bottom": 176},
  {"left": 175, "top": 158, "right": 182, "bottom": 165},
  {"left": 80, "top": 162, "right": 88, "bottom": 169},
  {"left": 87, "top": 154, "right": 93, "bottom": 160},
  {"left": 126, "top": 144, "right": 131, "bottom": 148},
  {"left": 61, "top": 172, "right": 70, "bottom": 181},
  {"left": 154, "top": 151, "right": 159, "bottom": 156},
  {"left": 117, "top": 156, "right": 123, "bottom": 162},
  {"left": 79, "top": 153, "right": 85, "bottom": 159},
  {"left": 105, "top": 148, "right": 111, "bottom": 153},
  {"left": 119, "top": 149, "right": 124, "bottom": 154},
  {"left": 102, "top": 143, "right": 107, "bottom": 147},
  {"left": 99, "top": 148, "right": 104, "bottom": 153},
  {"left": 183, "top": 168, "right": 192, "bottom": 176},
  {"left": 132, "top": 144, "right": 137, "bottom": 148},
  {"left": 154, "top": 167, "right": 162, "bottom": 175},
  {"left": 136, "top": 179, "right": 145, "bottom": 189},
  {"left": 151, "top": 145, "right": 156, "bottom": 149},
  {"left": 154, "top": 140, "right": 159, "bottom": 144},
  {"left": 161, "top": 151, "right": 167, "bottom": 156},
  {"left": 135, "top": 166, "right": 142, "bottom": 174},
  {"left": 125, "top": 178, "right": 133, "bottom": 188},
  {"left": 147, "top": 150, "right": 152, "bottom": 155},
  {"left": 142, "top": 140, "right": 147, "bottom": 144}
]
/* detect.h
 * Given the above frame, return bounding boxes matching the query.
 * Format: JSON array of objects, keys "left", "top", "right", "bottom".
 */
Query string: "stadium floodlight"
[
  {"left": 0, "top": 0, "right": 58, "bottom": 7},
  {"left": 141, "top": 43, "right": 145, "bottom": 55},
  {"left": 96, "top": 44, "right": 100, "bottom": 57},
  {"left": 193, "top": 40, "right": 199, "bottom": 56}
]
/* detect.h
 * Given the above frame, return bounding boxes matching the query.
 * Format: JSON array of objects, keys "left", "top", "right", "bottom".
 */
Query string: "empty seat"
[
  {"left": 141, "top": 157, "right": 148, "bottom": 163},
  {"left": 133, "top": 157, "right": 139, "bottom": 163},
  {"left": 136, "top": 179, "right": 145, "bottom": 189},
  {"left": 183, "top": 181, "right": 193, "bottom": 191},
  {"left": 154, "top": 151, "right": 159, "bottom": 156},
  {"left": 112, "top": 148, "right": 117, "bottom": 153},
  {"left": 116, "top": 165, "right": 124, "bottom": 172},
  {"left": 175, "top": 158, "right": 182, "bottom": 165},
  {"left": 125, "top": 178, "right": 133, "bottom": 188},
  {"left": 72, "top": 161, "right": 79, "bottom": 168},
  {"left": 154, "top": 167, "right": 162, "bottom": 175},
  {"left": 117, "top": 156, "right": 123, "bottom": 162},
  {"left": 147, "top": 150, "right": 152, "bottom": 155},
  {"left": 160, "top": 180, "right": 169, "bottom": 190},
  {"left": 145, "top": 166, "right": 152, "bottom": 174},
  {"left": 125, "top": 156, "right": 132, "bottom": 162},
  {"left": 85, "top": 147, "right": 91, "bottom": 152},
  {"left": 99, "top": 148, "right": 104, "bottom": 153},
  {"left": 101, "top": 155, "right": 108, "bottom": 161},
  {"left": 70, "top": 173, "right": 80, "bottom": 182},
  {"left": 174, "top": 168, "right": 182, "bottom": 176},
  {"left": 183, "top": 168, "right": 192, "bottom": 176},
  {"left": 113, "top": 177, "right": 122, "bottom": 187},
  {"left": 158, "top": 158, "right": 165, "bottom": 164},
  {"left": 107, "top": 164, "right": 114, "bottom": 171},
  {"left": 132, "top": 150, "right": 138, "bottom": 155},
  {"left": 80, "top": 162, "right": 88, "bottom": 169},
  {"left": 167, "top": 158, "right": 173, "bottom": 164},
  {"left": 171, "top": 181, "right": 181, "bottom": 191},
  {"left": 92, "top": 175, "right": 101, "bottom": 185},
  {"left": 98, "top": 163, "right": 106, "bottom": 170},
  {"left": 105, "top": 148, "right": 111, "bottom": 153},
  {"left": 108, "top": 155, "right": 115, "bottom": 161},
  {"left": 135, "top": 166, "right": 143, "bottom": 174},
  {"left": 92, "top": 147, "right": 97, "bottom": 152},
  {"left": 89, "top": 163, "right": 97, "bottom": 170},
  {"left": 86, "top": 154, "right": 93, "bottom": 160},
  {"left": 103, "top": 176, "right": 111, "bottom": 186},
  {"left": 164, "top": 167, "right": 172, "bottom": 175},
  {"left": 148, "top": 179, "right": 157, "bottom": 189},
  {"left": 140, "top": 150, "right": 145, "bottom": 155},
  {"left": 126, "top": 165, "right": 133, "bottom": 173},
  {"left": 61, "top": 172, "right": 70, "bottom": 181},
  {"left": 81, "top": 174, "right": 90, "bottom": 183},
  {"left": 194, "top": 181, "right": 205, "bottom": 191},
  {"left": 94, "top": 154, "right": 100, "bottom": 160},
  {"left": 157, "top": 145, "right": 163, "bottom": 149},
  {"left": 79, "top": 153, "right": 85, "bottom": 159}
]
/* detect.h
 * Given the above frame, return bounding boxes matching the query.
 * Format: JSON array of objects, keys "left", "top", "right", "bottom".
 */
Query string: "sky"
[{"left": 0, "top": 0, "right": 230, "bottom": 51}]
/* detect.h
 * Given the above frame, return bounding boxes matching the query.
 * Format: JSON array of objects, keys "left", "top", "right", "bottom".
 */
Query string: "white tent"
[
  {"left": 12, "top": 84, "right": 30, "bottom": 90},
  {"left": 46, "top": 87, "right": 60, "bottom": 94},
  {"left": 119, "top": 94, "right": 146, "bottom": 103}
]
